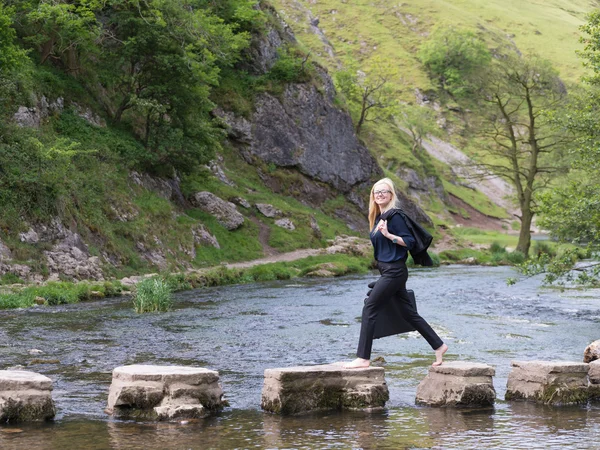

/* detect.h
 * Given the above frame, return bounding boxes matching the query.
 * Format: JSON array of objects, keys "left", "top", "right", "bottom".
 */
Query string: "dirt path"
[{"left": 224, "top": 248, "right": 323, "bottom": 269}]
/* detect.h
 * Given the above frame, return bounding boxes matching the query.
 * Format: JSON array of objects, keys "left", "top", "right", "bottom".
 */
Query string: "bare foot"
[
  {"left": 343, "top": 358, "right": 371, "bottom": 369},
  {"left": 432, "top": 344, "right": 448, "bottom": 367}
]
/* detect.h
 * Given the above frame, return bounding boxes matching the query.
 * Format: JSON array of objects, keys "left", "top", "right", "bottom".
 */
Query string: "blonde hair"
[{"left": 368, "top": 177, "right": 399, "bottom": 230}]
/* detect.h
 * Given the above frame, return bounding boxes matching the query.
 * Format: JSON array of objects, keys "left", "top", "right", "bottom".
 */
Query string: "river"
[{"left": 1, "top": 265, "right": 599, "bottom": 449}]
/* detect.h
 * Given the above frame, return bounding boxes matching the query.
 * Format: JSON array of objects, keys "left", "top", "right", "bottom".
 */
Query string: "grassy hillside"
[{"left": 272, "top": 0, "right": 593, "bottom": 223}]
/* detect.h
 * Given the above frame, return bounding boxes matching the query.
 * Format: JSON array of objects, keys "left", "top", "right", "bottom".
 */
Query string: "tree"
[
  {"left": 418, "top": 27, "right": 491, "bottom": 97},
  {"left": 472, "top": 53, "right": 571, "bottom": 256},
  {"left": 395, "top": 104, "right": 438, "bottom": 159},
  {"left": 334, "top": 59, "right": 398, "bottom": 135}
]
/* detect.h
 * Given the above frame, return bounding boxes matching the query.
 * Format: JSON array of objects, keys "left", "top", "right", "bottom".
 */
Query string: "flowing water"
[{"left": 0, "top": 265, "right": 599, "bottom": 449}]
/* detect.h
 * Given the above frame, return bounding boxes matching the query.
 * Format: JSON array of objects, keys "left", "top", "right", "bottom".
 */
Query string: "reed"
[{"left": 132, "top": 278, "right": 173, "bottom": 313}]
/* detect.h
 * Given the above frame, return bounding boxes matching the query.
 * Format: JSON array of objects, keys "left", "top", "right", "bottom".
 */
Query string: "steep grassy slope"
[{"left": 272, "top": 0, "right": 593, "bottom": 222}]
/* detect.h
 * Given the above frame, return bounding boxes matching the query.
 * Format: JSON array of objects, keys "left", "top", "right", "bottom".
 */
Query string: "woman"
[{"left": 344, "top": 177, "right": 448, "bottom": 369}]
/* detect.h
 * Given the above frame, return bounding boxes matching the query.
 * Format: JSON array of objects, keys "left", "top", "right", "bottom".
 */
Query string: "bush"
[
  {"left": 506, "top": 250, "right": 526, "bottom": 264},
  {"left": 133, "top": 278, "right": 173, "bottom": 313},
  {"left": 489, "top": 242, "right": 505, "bottom": 253}
]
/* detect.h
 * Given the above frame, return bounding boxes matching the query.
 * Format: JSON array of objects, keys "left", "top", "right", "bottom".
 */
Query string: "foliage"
[
  {"left": 418, "top": 27, "right": 491, "bottom": 96},
  {"left": 395, "top": 104, "right": 439, "bottom": 159},
  {"left": 132, "top": 277, "right": 173, "bottom": 313},
  {"left": 334, "top": 58, "right": 399, "bottom": 134},
  {"left": 0, "top": 280, "right": 123, "bottom": 309},
  {"left": 0, "top": 3, "right": 28, "bottom": 74},
  {"left": 510, "top": 13, "right": 600, "bottom": 287},
  {"left": 268, "top": 45, "right": 313, "bottom": 82},
  {"left": 471, "top": 52, "right": 570, "bottom": 256}
]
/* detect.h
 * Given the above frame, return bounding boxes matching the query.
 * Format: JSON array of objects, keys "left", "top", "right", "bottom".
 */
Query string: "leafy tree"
[
  {"left": 0, "top": 4, "right": 28, "bottom": 73},
  {"left": 419, "top": 27, "right": 491, "bottom": 96},
  {"left": 334, "top": 58, "right": 398, "bottom": 135},
  {"left": 0, "top": 3, "right": 30, "bottom": 109},
  {"left": 91, "top": 0, "right": 254, "bottom": 174},
  {"left": 395, "top": 104, "right": 438, "bottom": 159},
  {"left": 11, "top": 0, "right": 102, "bottom": 75},
  {"left": 472, "top": 53, "right": 570, "bottom": 256}
]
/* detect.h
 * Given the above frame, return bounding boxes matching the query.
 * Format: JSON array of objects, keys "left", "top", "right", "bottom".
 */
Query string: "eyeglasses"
[{"left": 373, "top": 190, "right": 391, "bottom": 196}]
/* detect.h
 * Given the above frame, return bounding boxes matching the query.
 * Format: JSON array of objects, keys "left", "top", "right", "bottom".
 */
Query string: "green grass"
[
  {"left": 443, "top": 180, "right": 509, "bottom": 219},
  {"left": 132, "top": 278, "right": 173, "bottom": 313},
  {"left": 452, "top": 226, "right": 518, "bottom": 248},
  {"left": 0, "top": 280, "right": 123, "bottom": 309}
]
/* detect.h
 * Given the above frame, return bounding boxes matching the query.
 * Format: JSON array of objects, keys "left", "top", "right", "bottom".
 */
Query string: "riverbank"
[{"left": 0, "top": 234, "right": 535, "bottom": 310}]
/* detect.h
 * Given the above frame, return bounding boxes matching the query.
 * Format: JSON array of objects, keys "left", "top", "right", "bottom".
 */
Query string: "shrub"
[
  {"left": 489, "top": 242, "right": 506, "bottom": 254},
  {"left": 133, "top": 278, "right": 173, "bottom": 313},
  {"left": 506, "top": 250, "right": 526, "bottom": 264}
]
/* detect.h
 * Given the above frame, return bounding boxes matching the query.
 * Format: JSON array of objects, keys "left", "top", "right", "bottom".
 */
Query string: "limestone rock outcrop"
[
  {"left": 584, "top": 339, "right": 600, "bottom": 363},
  {"left": 105, "top": 365, "right": 226, "bottom": 421},
  {"left": 261, "top": 364, "right": 389, "bottom": 415},
  {"left": 415, "top": 361, "right": 496, "bottom": 407},
  {"left": 0, "top": 370, "right": 56, "bottom": 423},
  {"left": 190, "top": 192, "right": 244, "bottom": 230},
  {"left": 275, "top": 218, "right": 295, "bottom": 230},
  {"left": 248, "top": 81, "right": 380, "bottom": 194},
  {"left": 256, "top": 203, "right": 282, "bottom": 218},
  {"left": 505, "top": 360, "right": 590, "bottom": 405}
]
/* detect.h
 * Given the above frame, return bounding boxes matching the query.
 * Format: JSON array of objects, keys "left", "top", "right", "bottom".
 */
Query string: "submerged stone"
[
  {"left": 261, "top": 364, "right": 389, "bottom": 415},
  {"left": 415, "top": 361, "right": 496, "bottom": 407},
  {"left": 105, "top": 365, "right": 226, "bottom": 421},
  {"left": 0, "top": 370, "right": 56, "bottom": 423},
  {"left": 505, "top": 360, "right": 590, "bottom": 405}
]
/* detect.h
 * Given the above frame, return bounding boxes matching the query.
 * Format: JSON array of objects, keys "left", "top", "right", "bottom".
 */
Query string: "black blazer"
[{"left": 380, "top": 208, "right": 433, "bottom": 266}]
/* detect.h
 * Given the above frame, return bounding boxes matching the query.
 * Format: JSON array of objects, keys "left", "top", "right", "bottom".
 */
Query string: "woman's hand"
[{"left": 377, "top": 219, "right": 389, "bottom": 237}]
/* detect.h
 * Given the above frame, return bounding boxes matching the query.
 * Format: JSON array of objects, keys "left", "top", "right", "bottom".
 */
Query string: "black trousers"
[{"left": 356, "top": 260, "right": 444, "bottom": 360}]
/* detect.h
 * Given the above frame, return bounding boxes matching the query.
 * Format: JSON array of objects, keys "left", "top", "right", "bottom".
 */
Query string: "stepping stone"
[
  {"left": 105, "top": 365, "right": 226, "bottom": 421},
  {"left": 415, "top": 361, "right": 496, "bottom": 407},
  {"left": 0, "top": 370, "right": 56, "bottom": 423},
  {"left": 261, "top": 364, "right": 389, "bottom": 415},
  {"left": 590, "top": 360, "right": 600, "bottom": 401},
  {"left": 505, "top": 360, "right": 590, "bottom": 405}
]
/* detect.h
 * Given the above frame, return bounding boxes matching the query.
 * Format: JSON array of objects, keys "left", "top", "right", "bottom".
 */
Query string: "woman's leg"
[
  {"left": 396, "top": 290, "right": 447, "bottom": 366},
  {"left": 347, "top": 264, "right": 408, "bottom": 367}
]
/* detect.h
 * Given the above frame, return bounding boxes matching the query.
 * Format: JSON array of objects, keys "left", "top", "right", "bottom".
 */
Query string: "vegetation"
[
  {"left": 132, "top": 277, "right": 173, "bottom": 313},
  {"left": 470, "top": 53, "right": 571, "bottom": 256},
  {"left": 418, "top": 27, "right": 491, "bottom": 97},
  {"left": 0, "top": 280, "right": 122, "bottom": 309}
]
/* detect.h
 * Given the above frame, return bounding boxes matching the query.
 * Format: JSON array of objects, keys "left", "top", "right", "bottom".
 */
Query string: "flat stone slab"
[
  {"left": 590, "top": 360, "right": 600, "bottom": 385},
  {"left": 106, "top": 365, "right": 226, "bottom": 421},
  {"left": 0, "top": 370, "right": 56, "bottom": 422},
  {"left": 261, "top": 364, "right": 389, "bottom": 415},
  {"left": 590, "top": 361, "right": 600, "bottom": 401},
  {"left": 415, "top": 361, "right": 496, "bottom": 407},
  {"left": 505, "top": 360, "right": 590, "bottom": 405}
]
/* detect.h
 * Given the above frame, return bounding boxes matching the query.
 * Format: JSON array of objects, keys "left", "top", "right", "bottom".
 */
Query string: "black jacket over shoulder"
[{"left": 379, "top": 208, "right": 433, "bottom": 266}]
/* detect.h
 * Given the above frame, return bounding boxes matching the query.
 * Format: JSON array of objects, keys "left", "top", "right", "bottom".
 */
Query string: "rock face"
[
  {"left": 261, "top": 364, "right": 389, "bottom": 415},
  {"left": 0, "top": 370, "right": 56, "bottom": 423},
  {"left": 415, "top": 362, "right": 496, "bottom": 407},
  {"left": 584, "top": 339, "right": 600, "bottom": 363},
  {"left": 248, "top": 82, "right": 380, "bottom": 193},
  {"left": 105, "top": 365, "right": 226, "bottom": 421},
  {"left": 15, "top": 218, "right": 104, "bottom": 281},
  {"left": 0, "top": 238, "right": 12, "bottom": 261},
  {"left": 190, "top": 192, "right": 244, "bottom": 230},
  {"left": 505, "top": 360, "right": 590, "bottom": 405}
]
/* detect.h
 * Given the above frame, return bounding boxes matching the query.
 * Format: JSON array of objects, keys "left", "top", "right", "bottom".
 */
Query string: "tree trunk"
[{"left": 517, "top": 208, "right": 533, "bottom": 256}]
